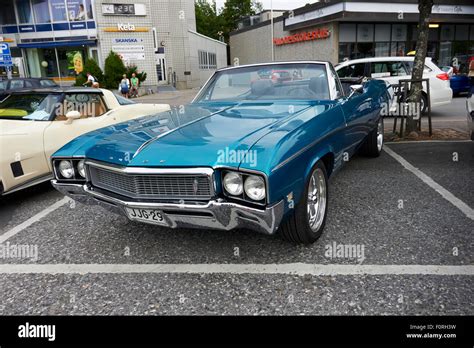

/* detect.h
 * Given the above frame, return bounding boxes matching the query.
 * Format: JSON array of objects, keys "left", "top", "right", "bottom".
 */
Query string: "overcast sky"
[{"left": 215, "top": 0, "right": 316, "bottom": 12}]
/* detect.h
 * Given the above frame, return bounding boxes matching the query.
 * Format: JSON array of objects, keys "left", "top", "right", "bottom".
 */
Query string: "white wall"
[{"left": 188, "top": 30, "right": 227, "bottom": 88}]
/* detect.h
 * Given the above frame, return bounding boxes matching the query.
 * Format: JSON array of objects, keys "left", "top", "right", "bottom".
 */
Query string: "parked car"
[
  {"left": 336, "top": 57, "right": 452, "bottom": 114},
  {"left": 0, "top": 88, "right": 170, "bottom": 195},
  {"left": 51, "top": 61, "right": 392, "bottom": 244},
  {"left": 467, "top": 92, "right": 474, "bottom": 140},
  {"left": 440, "top": 67, "right": 471, "bottom": 96},
  {"left": 0, "top": 78, "right": 58, "bottom": 100}
]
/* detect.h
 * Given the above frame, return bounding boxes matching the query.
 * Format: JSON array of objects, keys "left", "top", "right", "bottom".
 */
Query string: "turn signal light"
[{"left": 436, "top": 73, "right": 450, "bottom": 81}]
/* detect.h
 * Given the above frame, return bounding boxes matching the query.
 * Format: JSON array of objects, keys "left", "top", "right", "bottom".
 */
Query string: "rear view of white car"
[{"left": 335, "top": 56, "right": 452, "bottom": 113}]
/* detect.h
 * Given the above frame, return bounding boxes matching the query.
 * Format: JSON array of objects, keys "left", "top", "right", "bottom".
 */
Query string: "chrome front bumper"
[{"left": 52, "top": 181, "right": 285, "bottom": 235}]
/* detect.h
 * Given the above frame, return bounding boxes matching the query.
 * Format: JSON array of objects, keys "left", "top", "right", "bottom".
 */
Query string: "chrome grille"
[{"left": 88, "top": 165, "right": 213, "bottom": 200}]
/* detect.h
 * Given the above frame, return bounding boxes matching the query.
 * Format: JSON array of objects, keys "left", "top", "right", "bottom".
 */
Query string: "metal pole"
[
  {"left": 54, "top": 47, "right": 62, "bottom": 86},
  {"left": 270, "top": 0, "right": 274, "bottom": 61}
]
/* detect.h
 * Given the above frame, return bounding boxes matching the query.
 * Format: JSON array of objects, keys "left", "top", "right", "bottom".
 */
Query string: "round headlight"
[
  {"left": 58, "top": 160, "right": 74, "bottom": 179},
  {"left": 77, "top": 160, "right": 86, "bottom": 178},
  {"left": 244, "top": 175, "right": 266, "bottom": 201},
  {"left": 223, "top": 172, "right": 243, "bottom": 196}
]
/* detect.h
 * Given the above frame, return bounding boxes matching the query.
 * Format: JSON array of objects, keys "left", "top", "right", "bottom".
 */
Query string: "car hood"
[{"left": 57, "top": 101, "right": 325, "bottom": 168}]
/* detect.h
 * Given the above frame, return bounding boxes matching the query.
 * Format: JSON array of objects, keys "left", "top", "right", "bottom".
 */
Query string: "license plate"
[{"left": 125, "top": 208, "right": 167, "bottom": 225}]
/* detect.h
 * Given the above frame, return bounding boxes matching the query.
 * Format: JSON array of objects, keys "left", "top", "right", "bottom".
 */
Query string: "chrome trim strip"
[
  {"left": 85, "top": 160, "right": 214, "bottom": 176},
  {"left": 2, "top": 174, "right": 54, "bottom": 195},
  {"left": 51, "top": 181, "right": 285, "bottom": 235}
]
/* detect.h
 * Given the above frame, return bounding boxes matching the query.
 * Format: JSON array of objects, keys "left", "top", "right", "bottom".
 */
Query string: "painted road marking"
[
  {"left": 384, "top": 146, "right": 474, "bottom": 221},
  {"left": 0, "top": 197, "right": 71, "bottom": 244},
  {"left": 0, "top": 264, "right": 472, "bottom": 276}
]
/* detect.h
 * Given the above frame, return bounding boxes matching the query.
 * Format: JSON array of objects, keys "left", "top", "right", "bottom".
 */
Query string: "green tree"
[
  {"left": 125, "top": 65, "right": 147, "bottom": 84},
  {"left": 195, "top": 0, "right": 262, "bottom": 43},
  {"left": 74, "top": 58, "right": 104, "bottom": 86},
  {"left": 220, "top": 0, "right": 262, "bottom": 42},
  {"left": 103, "top": 51, "right": 126, "bottom": 89},
  {"left": 195, "top": 0, "right": 221, "bottom": 40}
]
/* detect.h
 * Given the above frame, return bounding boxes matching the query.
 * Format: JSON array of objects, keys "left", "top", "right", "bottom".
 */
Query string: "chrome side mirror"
[{"left": 348, "top": 84, "right": 363, "bottom": 98}]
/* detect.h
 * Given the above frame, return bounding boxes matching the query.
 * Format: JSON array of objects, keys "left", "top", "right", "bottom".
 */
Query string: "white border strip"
[
  {"left": 0, "top": 197, "right": 71, "bottom": 244},
  {"left": 0, "top": 263, "right": 472, "bottom": 276},
  {"left": 384, "top": 146, "right": 474, "bottom": 221}
]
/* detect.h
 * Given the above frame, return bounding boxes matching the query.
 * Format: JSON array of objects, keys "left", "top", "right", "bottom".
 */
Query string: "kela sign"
[
  {"left": 273, "top": 28, "right": 330, "bottom": 46},
  {"left": 117, "top": 23, "right": 136, "bottom": 31},
  {"left": 104, "top": 23, "right": 149, "bottom": 32}
]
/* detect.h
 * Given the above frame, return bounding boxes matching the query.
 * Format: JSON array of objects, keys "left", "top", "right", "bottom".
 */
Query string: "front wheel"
[
  {"left": 279, "top": 161, "right": 328, "bottom": 244},
  {"left": 359, "top": 116, "right": 384, "bottom": 157}
]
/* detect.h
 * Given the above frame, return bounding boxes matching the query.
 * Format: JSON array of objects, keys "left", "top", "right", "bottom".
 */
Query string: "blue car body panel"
[
  {"left": 450, "top": 74, "right": 471, "bottom": 94},
  {"left": 53, "top": 78, "right": 390, "bottom": 219}
]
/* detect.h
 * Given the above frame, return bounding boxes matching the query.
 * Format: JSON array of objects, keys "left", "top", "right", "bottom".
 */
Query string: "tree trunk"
[{"left": 406, "top": 0, "right": 433, "bottom": 134}]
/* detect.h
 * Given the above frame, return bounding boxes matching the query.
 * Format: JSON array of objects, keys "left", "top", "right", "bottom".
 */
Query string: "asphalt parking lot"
[{"left": 0, "top": 141, "right": 472, "bottom": 315}]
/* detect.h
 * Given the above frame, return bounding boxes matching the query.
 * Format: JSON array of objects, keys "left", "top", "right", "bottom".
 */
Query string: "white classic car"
[{"left": 0, "top": 87, "right": 170, "bottom": 195}]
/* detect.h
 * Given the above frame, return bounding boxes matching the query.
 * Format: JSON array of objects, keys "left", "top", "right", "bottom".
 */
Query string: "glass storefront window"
[
  {"left": 50, "top": 0, "right": 68, "bottom": 22},
  {"left": 440, "top": 25, "right": 454, "bottom": 41},
  {"left": 32, "top": 0, "right": 51, "bottom": 23},
  {"left": 338, "top": 43, "right": 356, "bottom": 62},
  {"left": 16, "top": 0, "right": 33, "bottom": 23},
  {"left": 375, "top": 24, "right": 390, "bottom": 42},
  {"left": 390, "top": 42, "right": 405, "bottom": 56},
  {"left": 357, "top": 24, "right": 373, "bottom": 43},
  {"left": 0, "top": 0, "right": 17, "bottom": 25},
  {"left": 391, "top": 24, "right": 407, "bottom": 42},
  {"left": 375, "top": 42, "right": 390, "bottom": 57},
  {"left": 339, "top": 24, "right": 356, "bottom": 42},
  {"left": 455, "top": 25, "right": 469, "bottom": 41},
  {"left": 67, "top": 0, "right": 86, "bottom": 21},
  {"left": 85, "top": 0, "right": 93, "bottom": 19}
]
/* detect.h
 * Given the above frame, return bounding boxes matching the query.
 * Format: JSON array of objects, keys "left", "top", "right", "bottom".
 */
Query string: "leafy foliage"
[
  {"left": 74, "top": 59, "right": 103, "bottom": 86},
  {"left": 195, "top": 0, "right": 262, "bottom": 43},
  {"left": 103, "top": 51, "right": 126, "bottom": 89},
  {"left": 125, "top": 65, "right": 147, "bottom": 84}
]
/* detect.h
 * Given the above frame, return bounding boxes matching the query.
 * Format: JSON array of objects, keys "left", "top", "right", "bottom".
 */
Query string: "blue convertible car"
[{"left": 52, "top": 61, "right": 392, "bottom": 244}]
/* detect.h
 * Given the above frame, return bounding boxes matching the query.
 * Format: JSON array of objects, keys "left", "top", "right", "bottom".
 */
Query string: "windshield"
[
  {"left": 194, "top": 63, "right": 330, "bottom": 102},
  {"left": 0, "top": 93, "right": 62, "bottom": 121}
]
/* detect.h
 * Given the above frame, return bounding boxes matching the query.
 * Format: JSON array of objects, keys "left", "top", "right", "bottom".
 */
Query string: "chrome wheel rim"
[
  {"left": 307, "top": 168, "right": 327, "bottom": 232},
  {"left": 377, "top": 118, "right": 384, "bottom": 152}
]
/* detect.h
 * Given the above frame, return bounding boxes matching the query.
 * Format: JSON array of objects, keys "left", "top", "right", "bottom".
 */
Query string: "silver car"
[{"left": 467, "top": 93, "right": 474, "bottom": 140}]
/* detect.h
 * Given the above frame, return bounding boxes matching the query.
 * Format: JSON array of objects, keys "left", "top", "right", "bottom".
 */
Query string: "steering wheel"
[{"left": 286, "top": 87, "right": 315, "bottom": 98}]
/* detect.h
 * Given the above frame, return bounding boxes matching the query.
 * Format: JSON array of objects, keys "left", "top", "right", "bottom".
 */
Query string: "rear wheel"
[
  {"left": 359, "top": 117, "right": 384, "bottom": 157},
  {"left": 279, "top": 161, "right": 328, "bottom": 244}
]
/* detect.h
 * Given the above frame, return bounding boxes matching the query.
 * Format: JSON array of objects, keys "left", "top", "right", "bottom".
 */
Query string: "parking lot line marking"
[
  {"left": 0, "top": 197, "right": 71, "bottom": 244},
  {"left": 0, "top": 263, "right": 472, "bottom": 276},
  {"left": 384, "top": 146, "right": 474, "bottom": 221}
]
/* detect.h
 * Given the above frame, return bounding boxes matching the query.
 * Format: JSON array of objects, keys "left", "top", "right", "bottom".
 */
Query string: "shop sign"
[
  {"left": 273, "top": 28, "right": 330, "bottom": 46},
  {"left": 104, "top": 24, "right": 149, "bottom": 32}
]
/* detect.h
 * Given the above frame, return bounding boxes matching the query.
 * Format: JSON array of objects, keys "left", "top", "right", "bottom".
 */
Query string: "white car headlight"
[
  {"left": 223, "top": 172, "right": 243, "bottom": 196},
  {"left": 58, "top": 160, "right": 74, "bottom": 179},
  {"left": 77, "top": 160, "right": 86, "bottom": 178},
  {"left": 244, "top": 175, "right": 266, "bottom": 201}
]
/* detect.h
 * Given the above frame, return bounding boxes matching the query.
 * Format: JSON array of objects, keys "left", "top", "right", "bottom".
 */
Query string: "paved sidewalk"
[{"left": 135, "top": 88, "right": 200, "bottom": 106}]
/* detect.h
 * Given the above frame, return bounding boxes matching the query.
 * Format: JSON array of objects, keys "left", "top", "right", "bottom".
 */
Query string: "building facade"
[
  {"left": 0, "top": 0, "right": 227, "bottom": 89},
  {"left": 230, "top": 0, "right": 474, "bottom": 73}
]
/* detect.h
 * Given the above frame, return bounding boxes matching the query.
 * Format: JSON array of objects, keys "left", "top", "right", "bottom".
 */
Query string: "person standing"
[
  {"left": 119, "top": 74, "right": 130, "bottom": 98},
  {"left": 130, "top": 73, "right": 140, "bottom": 98},
  {"left": 469, "top": 57, "right": 474, "bottom": 94}
]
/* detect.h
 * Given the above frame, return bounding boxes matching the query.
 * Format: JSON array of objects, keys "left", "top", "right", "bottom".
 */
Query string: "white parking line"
[
  {"left": 384, "top": 146, "right": 474, "bottom": 221},
  {"left": 0, "top": 197, "right": 71, "bottom": 244},
  {"left": 0, "top": 263, "right": 472, "bottom": 276}
]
